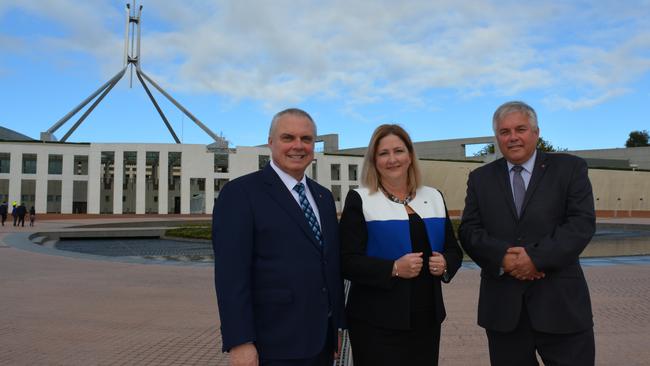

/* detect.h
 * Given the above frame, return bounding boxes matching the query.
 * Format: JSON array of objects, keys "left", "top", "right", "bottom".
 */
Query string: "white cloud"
[
  {"left": 543, "top": 88, "right": 630, "bottom": 110},
  {"left": 4, "top": 0, "right": 650, "bottom": 110}
]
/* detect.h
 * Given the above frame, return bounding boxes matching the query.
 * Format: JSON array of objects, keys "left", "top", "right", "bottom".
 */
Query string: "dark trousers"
[
  {"left": 486, "top": 306, "right": 595, "bottom": 366},
  {"left": 13, "top": 215, "right": 17, "bottom": 226},
  {"left": 260, "top": 323, "right": 334, "bottom": 366},
  {"left": 18, "top": 215, "right": 25, "bottom": 227},
  {"left": 1, "top": 214, "right": 5, "bottom": 225},
  {"left": 348, "top": 318, "right": 441, "bottom": 366}
]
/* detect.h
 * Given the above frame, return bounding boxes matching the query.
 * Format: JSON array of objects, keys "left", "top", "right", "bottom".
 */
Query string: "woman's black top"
[{"left": 340, "top": 189, "right": 464, "bottom": 331}]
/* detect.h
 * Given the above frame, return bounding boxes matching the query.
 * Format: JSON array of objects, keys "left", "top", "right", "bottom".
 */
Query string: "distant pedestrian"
[
  {"left": 0, "top": 201, "right": 7, "bottom": 226},
  {"left": 11, "top": 202, "right": 17, "bottom": 226},
  {"left": 16, "top": 203, "right": 27, "bottom": 227},
  {"left": 29, "top": 206, "right": 36, "bottom": 227}
]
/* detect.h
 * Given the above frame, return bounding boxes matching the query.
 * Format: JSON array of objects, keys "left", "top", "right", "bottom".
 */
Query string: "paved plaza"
[{"left": 1, "top": 218, "right": 649, "bottom": 365}]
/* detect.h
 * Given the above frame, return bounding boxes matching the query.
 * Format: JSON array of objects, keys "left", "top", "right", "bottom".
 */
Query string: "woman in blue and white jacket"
[{"left": 340, "top": 124, "right": 463, "bottom": 366}]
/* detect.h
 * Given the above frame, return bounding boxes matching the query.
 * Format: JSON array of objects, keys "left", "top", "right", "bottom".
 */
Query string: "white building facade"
[{"left": 0, "top": 141, "right": 363, "bottom": 215}]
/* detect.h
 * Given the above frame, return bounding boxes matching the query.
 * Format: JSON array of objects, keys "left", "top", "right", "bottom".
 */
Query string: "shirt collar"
[
  {"left": 507, "top": 150, "right": 537, "bottom": 173},
  {"left": 270, "top": 159, "right": 308, "bottom": 191}
]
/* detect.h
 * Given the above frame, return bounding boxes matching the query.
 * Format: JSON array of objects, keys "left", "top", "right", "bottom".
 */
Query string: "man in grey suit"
[{"left": 459, "top": 101, "right": 595, "bottom": 366}]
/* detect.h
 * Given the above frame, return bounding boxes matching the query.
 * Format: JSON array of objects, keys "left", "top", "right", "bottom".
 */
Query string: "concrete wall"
[
  {"left": 572, "top": 146, "right": 650, "bottom": 170},
  {"left": 589, "top": 169, "right": 650, "bottom": 212},
  {"left": 418, "top": 159, "right": 650, "bottom": 215},
  {"left": 418, "top": 159, "right": 481, "bottom": 212}
]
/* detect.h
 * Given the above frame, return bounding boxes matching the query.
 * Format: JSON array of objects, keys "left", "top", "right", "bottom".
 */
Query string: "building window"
[
  {"left": 214, "top": 178, "right": 229, "bottom": 194},
  {"left": 72, "top": 180, "right": 88, "bottom": 214},
  {"left": 311, "top": 160, "right": 318, "bottom": 180},
  {"left": 74, "top": 155, "right": 89, "bottom": 175},
  {"left": 168, "top": 152, "right": 182, "bottom": 191},
  {"left": 0, "top": 153, "right": 10, "bottom": 173},
  {"left": 48, "top": 154, "right": 63, "bottom": 175},
  {"left": 0, "top": 179, "right": 9, "bottom": 202},
  {"left": 349, "top": 184, "right": 359, "bottom": 190},
  {"left": 348, "top": 164, "right": 358, "bottom": 181},
  {"left": 20, "top": 179, "right": 36, "bottom": 209},
  {"left": 331, "top": 164, "right": 340, "bottom": 181},
  {"left": 47, "top": 180, "right": 62, "bottom": 213},
  {"left": 146, "top": 152, "right": 160, "bottom": 214},
  {"left": 146, "top": 152, "right": 160, "bottom": 190},
  {"left": 22, "top": 154, "right": 37, "bottom": 174},
  {"left": 168, "top": 152, "right": 182, "bottom": 214},
  {"left": 258, "top": 155, "right": 270, "bottom": 170},
  {"left": 214, "top": 153, "right": 229, "bottom": 173},
  {"left": 331, "top": 184, "right": 342, "bottom": 202},
  {"left": 101, "top": 151, "right": 115, "bottom": 190}
]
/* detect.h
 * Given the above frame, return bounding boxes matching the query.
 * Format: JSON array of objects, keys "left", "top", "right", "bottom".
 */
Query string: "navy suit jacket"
[
  {"left": 212, "top": 164, "right": 345, "bottom": 360},
  {"left": 459, "top": 151, "right": 595, "bottom": 334}
]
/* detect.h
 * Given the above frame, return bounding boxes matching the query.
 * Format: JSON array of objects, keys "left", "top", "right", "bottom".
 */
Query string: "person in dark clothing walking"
[
  {"left": 11, "top": 202, "right": 18, "bottom": 226},
  {"left": 29, "top": 206, "right": 36, "bottom": 226},
  {"left": 0, "top": 201, "right": 7, "bottom": 226},
  {"left": 16, "top": 203, "right": 27, "bottom": 227}
]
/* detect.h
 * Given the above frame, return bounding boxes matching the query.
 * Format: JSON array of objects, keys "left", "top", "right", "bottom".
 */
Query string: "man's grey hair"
[
  {"left": 268, "top": 108, "right": 317, "bottom": 138},
  {"left": 492, "top": 101, "right": 539, "bottom": 134}
]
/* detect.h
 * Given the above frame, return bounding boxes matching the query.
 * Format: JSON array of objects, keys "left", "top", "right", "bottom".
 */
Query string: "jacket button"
[{"left": 321, "top": 287, "right": 327, "bottom": 293}]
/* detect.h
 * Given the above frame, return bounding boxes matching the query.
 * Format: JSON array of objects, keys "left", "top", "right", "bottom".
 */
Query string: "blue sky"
[{"left": 1, "top": 0, "right": 649, "bottom": 153}]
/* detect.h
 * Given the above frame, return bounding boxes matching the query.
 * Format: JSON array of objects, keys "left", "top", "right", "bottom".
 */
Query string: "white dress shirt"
[{"left": 270, "top": 160, "right": 322, "bottom": 226}]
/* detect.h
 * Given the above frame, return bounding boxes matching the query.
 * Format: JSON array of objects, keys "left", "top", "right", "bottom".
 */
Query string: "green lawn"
[
  {"left": 165, "top": 226, "right": 211, "bottom": 240},
  {"left": 166, "top": 219, "right": 463, "bottom": 241}
]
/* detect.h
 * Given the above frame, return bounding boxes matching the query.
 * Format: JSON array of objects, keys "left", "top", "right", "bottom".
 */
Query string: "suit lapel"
[
  {"left": 520, "top": 150, "right": 548, "bottom": 217},
  {"left": 495, "top": 158, "right": 519, "bottom": 220},
  {"left": 262, "top": 165, "right": 323, "bottom": 251}
]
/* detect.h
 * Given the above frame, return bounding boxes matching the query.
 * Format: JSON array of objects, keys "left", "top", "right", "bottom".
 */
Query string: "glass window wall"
[
  {"left": 48, "top": 155, "right": 63, "bottom": 175},
  {"left": 20, "top": 179, "right": 36, "bottom": 209},
  {"left": 214, "top": 153, "right": 229, "bottom": 173},
  {"left": 0, "top": 153, "right": 10, "bottom": 173},
  {"left": 100, "top": 152, "right": 115, "bottom": 214},
  {"left": 47, "top": 180, "right": 62, "bottom": 213},
  {"left": 74, "top": 155, "right": 88, "bottom": 175},
  {"left": 73, "top": 180, "right": 88, "bottom": 214},
  {"left": 146, "top": 152, "right": 159, "bottom": 214},
  {"left": 190, "top": 178, "right": 206, "bottom": 214},
  {"left": 123, "top": 151, "right": 137, "bottom": 214},
  {"left": 168, "top": 152, "right": 182, "bottom": 214},
  {"left": 22, "top": 154, "right": 37, "bottom": 174}
]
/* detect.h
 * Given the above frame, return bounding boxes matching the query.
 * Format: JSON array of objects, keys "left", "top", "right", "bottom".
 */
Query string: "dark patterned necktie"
[
  {"left": 512, "top": 165, "right": 526, "bottom": 217},
  {"left": 293, "top": 183, "right": 323, "bottom": 246}
]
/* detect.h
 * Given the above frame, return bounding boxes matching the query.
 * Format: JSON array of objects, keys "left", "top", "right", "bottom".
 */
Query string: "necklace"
[{"left": 380, "top": 185, "right": 413, "bottom": 205}]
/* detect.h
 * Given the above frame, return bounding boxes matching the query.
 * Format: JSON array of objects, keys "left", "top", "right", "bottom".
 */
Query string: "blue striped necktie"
[{"left": 293, "top": 182, "right": 323, "bottom": 246}]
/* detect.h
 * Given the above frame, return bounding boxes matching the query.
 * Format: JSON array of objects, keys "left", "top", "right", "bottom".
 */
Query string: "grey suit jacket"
[{"left": 459, "top": 150, "right": 595, "bottom": 333}]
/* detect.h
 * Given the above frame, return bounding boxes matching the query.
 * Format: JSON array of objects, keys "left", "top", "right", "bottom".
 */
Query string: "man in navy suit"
[
  {"left": 459, "top": 101, "right": 596, "bottom": 366},
  {"left": 213, "top": 108, "right": 344, "bottom": 366}
]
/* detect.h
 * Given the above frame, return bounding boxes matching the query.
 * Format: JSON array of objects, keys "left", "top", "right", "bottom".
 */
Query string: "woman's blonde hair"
[{"left": 361, "top": 124, "right": 421, "bottom": 194}]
